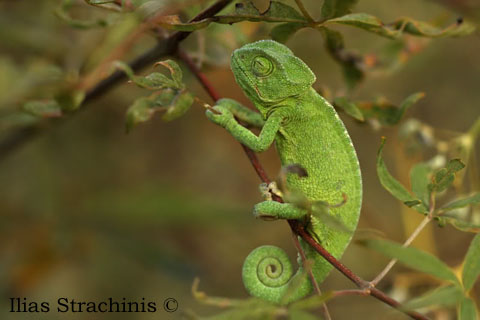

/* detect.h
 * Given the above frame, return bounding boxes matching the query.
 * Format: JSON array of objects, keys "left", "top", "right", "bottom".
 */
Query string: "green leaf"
[
  {"left": 154, "top": 60, "right": 184, "bottom": 89},
  {"left": 262, "top": 1, "right": 306, "bottom": 20},
  {"left": 333, "top": 96, "right": 364, "bottom": 121},
  {"left": 439, "top": 215, "right": 480, "bottom": 233},
  {"left": 143, "top": 72, "right": 177, "bottom": 89},
  {"left": 161, "top": 91, "right": 194, "bottom": 122},
  {"left": 318, "top": 27, "right": 364, "bottom": 89},
  {"left": 311, "top": 201, "right": 352, "bottom": 233},
  {"left": 54, "top": 89, "right": 85, "bottom": 112},
  {"left": 462, "top": 233, "right": 480, "bottom": 291},
  {"left": 85, "top": 0, "right": 117, "bottom": 3},
  {"left": 389, "top": 92, "right": 425, "bottom": 125},
  {"left": 376, "top": 138, "right": 427, "bottom": 213},
  {"left": 458, "top": 297, "right": 478, "bottom": 320},
  {"left": 441, "top": 193, "right": 480, "bottom": 212},
  {"left": 84, "top": 0, "right": 124, "bottom": 12},
  {"left": 404, "top": 200, "right": 423, "bottom": 208},
  {"left": 155, "top": 1, "right": 307, "bottom": 32},
  {"left": 22, "top": 100, "right": 62, "bottom": 118},
  {"left": 397, "top": 18, "right": 476, "bottom": 38},
  {"left": 125, "top": 96, "right": 156, "bottom": 132},
  {"left": 290, "top": 291, "right": 333, "bottom": 310},
  {"left": 114, "top": 60, "right": 183, "bottom": 90},
  {"left": 447, "top": 158, "right": 466, "bottom": 172},
  {"left": 428, "top": 159, "right": 465, "bottom": 193},
  {"left": 410, "top": 162, "right": 432, "bottom": 207},
  {"left": 234, "top": 1, "right": 260, "bottom": 16},
  {"left": 321, "top": 0, "right": 358, "bottom": 19},
  {"left": 357, "top": 93, "right": 424, "bottom": 126},
  {"left": 326, "top": 13, "right": 476, "bottom": 39},
  {"left": 125, "top": 88, "right": 194, "bottom": 131},
  {"left": 364, "top": 238, "right": 459, "bottom": 284},
  {"left": 55, "top": 3, "right": 108, "bottom": 29},
  {"left": 270, "top": 23, "right": 304, "bottom": 43},
  {"left": 287, "top": 309, "right": 320, "bottom": 320},
  {"left": 404, "top": 285, "right": 463, "bottom": 310},
  {"left": 326, "top": 13, "right": 396, "bottom": 38}
]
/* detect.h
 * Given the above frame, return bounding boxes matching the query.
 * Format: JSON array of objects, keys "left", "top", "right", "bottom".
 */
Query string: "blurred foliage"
[{"left": 0, "top": 0, "right": 479, "bottom": 319}]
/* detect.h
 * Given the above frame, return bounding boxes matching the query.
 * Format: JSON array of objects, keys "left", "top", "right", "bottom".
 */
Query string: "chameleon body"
[{"left": 206, "top": 40, "right": 362, "bottom": 304}]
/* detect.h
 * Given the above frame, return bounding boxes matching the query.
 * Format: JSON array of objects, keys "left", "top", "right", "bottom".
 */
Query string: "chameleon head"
[{"left": 231, "top": 40, "right": 316, "bottom": 112}]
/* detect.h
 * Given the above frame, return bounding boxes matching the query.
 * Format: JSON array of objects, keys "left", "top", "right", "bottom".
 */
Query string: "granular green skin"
[{"left": 206, "top": 40, "right": 362, "bottom": 304}]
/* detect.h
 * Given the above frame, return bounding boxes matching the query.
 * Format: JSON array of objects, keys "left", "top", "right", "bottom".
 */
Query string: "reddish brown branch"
[
  {"left": 333, "top": 289, "right": 370, "bottom": 297},
  {"left": 179, "top": 50, "right": 429, "bottom": 320},
  {"left": 177, "top": 50, "right": 221, "bottom": 101}
]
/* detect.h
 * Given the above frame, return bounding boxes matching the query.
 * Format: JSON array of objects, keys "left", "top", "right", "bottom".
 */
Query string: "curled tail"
[{"left": 242, "top": 245, "right": 312, "bottom": 304}]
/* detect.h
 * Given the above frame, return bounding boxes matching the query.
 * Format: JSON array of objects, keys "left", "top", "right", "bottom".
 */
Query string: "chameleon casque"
[{"left": 206, "top": 40, "right": 362, "bottom": 304}]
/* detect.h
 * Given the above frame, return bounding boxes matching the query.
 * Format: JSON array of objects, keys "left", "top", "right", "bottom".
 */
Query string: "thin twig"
[
  {"left": 294, "top": 0, "right": 315, "bottom": 22},
  {"left": 370, "top": 215, "right": 432, "bottom": 286},
  {"left": 179, "top": 50, "right": 429, "bottom": 320},
  {"left": 0, "top": 0, "right": 233, "bottom": 162},
  {"left": 333, "top": 289, "right": 370, "bottom": 298},
  {"left": 370, "top": 193, "right": 436, "bottom": 286},
  {"left": 178, "top": 49, "right": 220, "bottom": 101},
  {"left": 291, "top": 231, "right": 332, "bottom": 320}
]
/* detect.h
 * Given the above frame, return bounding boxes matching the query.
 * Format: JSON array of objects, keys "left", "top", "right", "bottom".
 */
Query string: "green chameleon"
[{"left": 206, "top": 40, "right": 362, "bottom": 304}]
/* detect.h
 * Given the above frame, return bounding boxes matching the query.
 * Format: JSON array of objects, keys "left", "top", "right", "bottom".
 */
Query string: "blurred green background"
[{"left": 0, "top": 0, "right": 479, "bottom": 319}]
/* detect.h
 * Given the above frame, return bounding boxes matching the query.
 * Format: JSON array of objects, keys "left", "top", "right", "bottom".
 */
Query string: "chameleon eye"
[{"left": 252, "top": 56, "right": 274, "bottom": 77}]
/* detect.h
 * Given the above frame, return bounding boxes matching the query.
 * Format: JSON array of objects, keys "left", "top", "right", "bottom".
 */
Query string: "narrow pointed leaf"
[
  {"left": 319, "top": 27, "right": 364, "bottom": 89},
  {"left": 333, "top": 97, "right": 364, "bottom": 121},
  {"left": 429, "top": 159, "right": 465, "bottom": 193},
  {"left": 462, "top": 233, "right": 480, "bottom": 291},
  {"left": 23, "top": 100, "right": 62, "bottom": 118},
  {"left": 321, "top": 0, "right": 358, "bottom": 19},
  {"left": 458, "top": 297, "right": 478, "bottom": 320},
  {"left": 155, "top": 1, "right": 308, "bottom": 32},
  {"left": 155, "top": 60, "right": 184, "bottom": 88},
  {"left": 326, "top": 14, "right": 475, "bottom": 39},
  {"left": 440, "top": 215, "right": 480, "bottom": 233},
  {"left": 55, "top": 6, "right": 108, "bottom": 29},
  {"left": 114, "top": 60, "right": 183, "bottom": 90},
  {"left": 363, "top": 238, "right": 459, "bottom": 284},
  {"left": 125, "top": 97, "right": 156, "bottom": 132},
  {"left": 326, "top": 13, "right": 397, "bottom": 39},
  {"left": 410, "top": 162, "right": 431, "bottom": 206},
  {"left": 447, "top": 159, "right": 466, "bottom": 172},
  {"left": 404, "top": 200, "right": 423, "bottom": 208},
  {"left": 389, "top": 92, "right": 425, "bottom": 125},
  {"left": 262, "top": 1, "right": 306, "bottom": 20},
  {"left": 84, "top": 0, "right": 125, "bottom": 12},
  {"left": 54, "top": 89, "right": 85, "bottom": 112},
  {"left": 290, "top": 291, "right": 334, "bottom": 310},
  {"left": 270, "top": 23, "right": 304, "bottom": 43},
  {"left": 311, "top": 201, "right": 351, "bottom": 233},
  {"left": 287, "top": 309, "right": 321, "bottom": 320},
  {"left": 377, "top": 139, "right": 427, "bottom": 213},
  {"left": 404, "top": 285, "right": 463, "bottom": 310},
  {"left": 441, "top": 193, "right": 480, "bottom": 212},
  {"left": 161, "top": 91, "right": 194, "bottom": 122}
]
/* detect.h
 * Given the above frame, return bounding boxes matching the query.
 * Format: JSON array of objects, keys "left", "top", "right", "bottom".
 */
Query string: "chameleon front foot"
[{"left": 259, "top": 182, "right": 283, "bottom": 201}]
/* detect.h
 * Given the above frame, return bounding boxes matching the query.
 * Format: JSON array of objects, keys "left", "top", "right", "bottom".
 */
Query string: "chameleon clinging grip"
[
  {"left": 241, "top": 245, "right": 311, "bottom": 304},
  {"left": 206, "top": 40, "right": 362, "bottom": 304}
]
